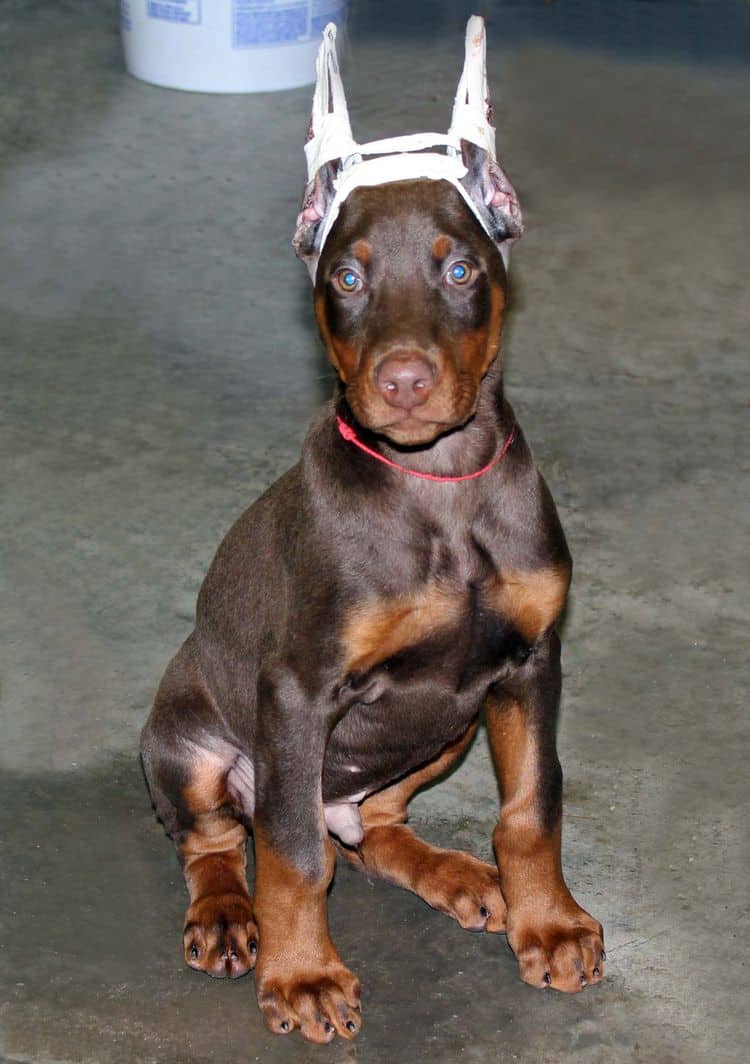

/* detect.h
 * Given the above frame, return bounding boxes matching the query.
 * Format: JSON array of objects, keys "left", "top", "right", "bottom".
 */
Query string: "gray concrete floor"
[{"left": 1, "top": 2, "right": 748, "bottom": 1061}]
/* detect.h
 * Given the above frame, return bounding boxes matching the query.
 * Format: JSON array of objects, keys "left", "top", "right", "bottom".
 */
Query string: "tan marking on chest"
[
  {"left": 489, "top": 565, "right": 571, "bottom": 643},
  {"left": 342, "top": 585, "right": 464, "bottom": 675}
]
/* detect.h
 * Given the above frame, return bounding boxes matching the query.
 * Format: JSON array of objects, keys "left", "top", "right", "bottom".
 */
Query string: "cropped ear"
[
  {"left": 460, "top": 139, "right": 524, "bottom": 264},
  {"left": 293, "top": 159, "right": 341, "bottom": 278},
  {"left": 294, "top": 22, "right": 356, "bottom": 280},
  {"left": 448, "top": 16, "right": 523, "bottom": 267}
]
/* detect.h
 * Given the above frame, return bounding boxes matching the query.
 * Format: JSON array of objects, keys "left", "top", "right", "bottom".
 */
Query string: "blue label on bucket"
[
  {"left": 232, "top": 1, "right": 344, "bottom": 49},
  {"left": 147, "top": 0, "right": 202, "bottom": 25}
]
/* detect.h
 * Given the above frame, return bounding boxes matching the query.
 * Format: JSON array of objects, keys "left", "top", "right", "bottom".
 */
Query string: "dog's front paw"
[
  {"left": 257, "top": 961, "right": 362, "bottom": 1043},
  {"left": 183, "top": 892, "right": 258, "bottom": 979},
  {"left": 508, "top": 898, "right": 604, "bottom": 993}
]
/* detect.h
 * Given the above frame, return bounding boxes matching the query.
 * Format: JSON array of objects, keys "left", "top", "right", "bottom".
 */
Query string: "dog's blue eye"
[
  {"left": 448, "top": 262, "right": 472, "bottom": 285},
  {"left": 336, "top": 269, "right": 362, "bottom": 293}
]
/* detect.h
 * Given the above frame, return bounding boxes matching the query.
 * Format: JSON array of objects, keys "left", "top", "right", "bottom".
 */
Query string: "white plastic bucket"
[{"left": 120, "top": 1, "right": 346, "bottom": 93}]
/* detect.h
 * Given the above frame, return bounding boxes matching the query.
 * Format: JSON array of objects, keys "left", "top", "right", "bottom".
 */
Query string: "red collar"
[{"left": 336, "top": 416, "right": 516, "bottom": 483}]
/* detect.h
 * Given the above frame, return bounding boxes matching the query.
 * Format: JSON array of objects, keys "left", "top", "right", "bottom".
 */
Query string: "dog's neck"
[{"left": 336, "top": 359, "right": 512, "bottom": 481}]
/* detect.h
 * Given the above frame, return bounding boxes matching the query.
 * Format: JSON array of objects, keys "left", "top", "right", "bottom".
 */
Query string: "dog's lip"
[
  {"left": 373, "top": 416, "right": 454, "bottom": 445},
  {"left": 375, "top": 413, "right": 452, "bottom": 432}
]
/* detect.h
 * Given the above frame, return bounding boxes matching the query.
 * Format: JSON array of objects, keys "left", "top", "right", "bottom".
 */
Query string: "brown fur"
[{"left": 141, "top": 174, "right": 604, "bottom": 1043}]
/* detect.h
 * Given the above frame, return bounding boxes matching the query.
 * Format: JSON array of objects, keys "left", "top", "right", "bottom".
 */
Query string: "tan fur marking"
[
  {"left": 339, "top": 725, "right": 507, "bottom": 931},
  {"left": 342, "top": 585, "right": 463, "bottom": 675},
  {"left": 490, "top": 565, "right": 570, "bottom": 643},
  {"left": 457, "top": 326, "right": 487, "bottom": 373},
  {"left": 178, "top": 805, "right": 255, "bottom": 979},
  {"left": 315, "top": 291, "right": 349, "bottom": 380},
  {"left": 182, "top": 748, "right": 229, "bottom": 815},
  {"left": 253, "top": 832, "right": 335, "bottom": 968},
  {"left": 486, "top": 697, "right": 567, "bottom": 918},
  {"left": 455, "top": 282, "right": 505, "bottom": 379},
  {"left": 486, "top": 695, "right": 605, "bottom": 992},
  {"left": 481, "top": 279, "right": 506, "bottom": 373},
  {"left": 178, "top": 748, "right": 251, "bottom": 926},
  {"left": 486, "top": 698, "right": 544, "bottom": 831},
  {"left": 181, "top": 817, "right": 249, "bottom": 910},
  {"left": 353, "top": 239, "right": 372, "bottom": 266},
  {"left": 253, "top": 831, "right": 362, "bottom": 1040},
  {"left": 431, "top": 234, "right": 453, "bottom": 260}
]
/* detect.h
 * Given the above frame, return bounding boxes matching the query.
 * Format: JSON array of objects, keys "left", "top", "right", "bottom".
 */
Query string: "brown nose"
[{"left": 375, "top": 352, "right": 436, "bottom": 410}]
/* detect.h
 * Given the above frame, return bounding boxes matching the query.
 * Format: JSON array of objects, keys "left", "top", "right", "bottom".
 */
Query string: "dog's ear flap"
[
  {"left": 459, "top": 139, "right": 524, "bottom": 262},
  {"left": 293, "top": 159, "right": 340, "bottom": 277}
]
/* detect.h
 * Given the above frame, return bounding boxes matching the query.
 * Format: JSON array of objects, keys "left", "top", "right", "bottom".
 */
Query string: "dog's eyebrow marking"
[
  {"left": 432, "top": 235, "right": 453, "bottom": 260},
  {"left": 342, "top": 586, "right": 464, "bottom": 675},
  {"left": 353, "top": 239, "right": 372, "bottom": 266}
]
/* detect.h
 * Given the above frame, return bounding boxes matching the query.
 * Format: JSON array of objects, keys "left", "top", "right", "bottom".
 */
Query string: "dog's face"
[{"left": 315, "top": 179, "right": 508, "bottom": 446}]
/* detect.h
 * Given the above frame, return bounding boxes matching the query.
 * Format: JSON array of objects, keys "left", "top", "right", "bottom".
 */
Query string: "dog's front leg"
[
  {"left": 487, "top": 633, "right": 605, "bottom": 992},
  {"left": 252, "top": 667, "right": 361, "bottom": 1043}
]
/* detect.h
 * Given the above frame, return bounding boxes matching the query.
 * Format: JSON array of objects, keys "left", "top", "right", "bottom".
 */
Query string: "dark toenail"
[
  {"left": 324, "top": 1021, "right": 332, "bottom": 1033},
  {"left": 228, "top": 949, "right": 237, "bottom": 961},
  {"left": 593, "top": 966, "right": 600, "bottom": 976},
  {"left": 601, "top": 950, "right": 606, "bottom": 960},
  {"left": 543, "top": 972, "right": 552, "bottom": 985},
  {"left": 346, "top": 1020, "right": 357, "bottom": 1032},
  {"left": 249, "top": 939, "right": 258, "bottom": 955},
  {"left": 190, "top": 945, "right": 199, "bottom": 959},
  {"left": 280, "top": 1020, "right": 290, "bottom": 1032},
  {"left": 479, "top": 906, "right": 490, "bottom": 918}
]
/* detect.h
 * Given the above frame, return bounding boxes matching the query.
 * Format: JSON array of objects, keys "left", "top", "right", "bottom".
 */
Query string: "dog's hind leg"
[
  {"left": 344, "top": 723, "right": 507, "bottom": 932},
  {"left": 141, "top": 659, "right": 258, "bottom": 979}
]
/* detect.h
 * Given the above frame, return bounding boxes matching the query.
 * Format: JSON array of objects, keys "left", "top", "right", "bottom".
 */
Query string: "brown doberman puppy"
[{"left": 141, "top": 49, "right": 604, "bottom": 1048}]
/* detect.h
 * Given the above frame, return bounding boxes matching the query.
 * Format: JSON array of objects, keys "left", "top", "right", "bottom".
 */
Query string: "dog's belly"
[
  {"left": 322, "top": 610, "right": 530, "bottom": 806},
  {"left": 322, "top": 687, "right": 479, "bottom": 806}
]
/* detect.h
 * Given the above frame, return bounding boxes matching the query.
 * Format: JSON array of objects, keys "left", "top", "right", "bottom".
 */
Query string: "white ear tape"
[
  {"left": 303, "top": 16, "right": 510, "bottom": 278},
  {"left": 448, "top": 15, "right": 497, "bottom": 159},
  {"left": 304, "top": 23, "right": 358, "bottom": 181}
]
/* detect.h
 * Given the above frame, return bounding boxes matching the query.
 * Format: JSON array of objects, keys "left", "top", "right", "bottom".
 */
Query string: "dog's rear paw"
[
  {"left": 183, "top": 892, "right": 258, "bottom": 979},
  {"left": 257, "top": 964, "right": 362, "bottom": 1043},
  {"left": 418, "top": 851, "right": 507, "bottom": 932}
]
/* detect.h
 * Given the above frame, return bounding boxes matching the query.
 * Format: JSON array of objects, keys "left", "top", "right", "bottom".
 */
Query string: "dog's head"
[
  {"left": 294, "top": 17, "right": 523, "bottom": 446},
  {"left": 313, "top": 177, "right": 508, "bottom": 445}
]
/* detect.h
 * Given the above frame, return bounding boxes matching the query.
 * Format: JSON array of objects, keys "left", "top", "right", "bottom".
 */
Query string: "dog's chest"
[
  {"left": 322, "top": 535, "right": 567, "bottom": 802},
  {"left": 342, "top": 578, "right": 527, "bottom": 693},
  {"left": 340, "top": 527, "right": 567, "bottom": 687}
]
